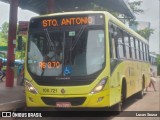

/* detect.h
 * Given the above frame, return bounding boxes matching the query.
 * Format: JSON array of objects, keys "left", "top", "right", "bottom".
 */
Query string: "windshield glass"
[
  {"left": 28, "top": 27, "right": 105, "bottom": 77},
  {"left": 27, "top": 14, "right": 105, "bottom": 77}
]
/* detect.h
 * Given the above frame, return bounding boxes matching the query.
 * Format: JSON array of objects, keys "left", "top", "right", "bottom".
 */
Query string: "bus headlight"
[
  {"left": 90, "top": 77, "right": 107, "bottom": 94},
  {"left": 25, "top": 81, "right": 38, "bottom": 94}
]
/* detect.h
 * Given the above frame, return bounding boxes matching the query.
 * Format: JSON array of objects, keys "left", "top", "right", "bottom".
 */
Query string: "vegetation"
[
  {"left": 1, "top": 22, "right": 9, "bottom": 40},
  {"left": 85, "top": 0, "right": 154, "bottom": 40},
  {"left": 0, "top": 22, "right": 26, "bottom": 60},
  {"left": 0, "top": 22, "right": 8, "bottom": 46},
  {"left": 156, "top": 55, "right": 160, "bottom": 75},
  {"left": 136, "top": 28, "right": 154, "bottom": 40},
  {"left": 128, "top": 1, "right": 144, "bottom": 14}
]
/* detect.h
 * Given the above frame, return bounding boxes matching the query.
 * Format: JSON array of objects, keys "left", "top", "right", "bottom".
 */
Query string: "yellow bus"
[{"left": 25, "top": 11, "right": 150, "bottom": 111}]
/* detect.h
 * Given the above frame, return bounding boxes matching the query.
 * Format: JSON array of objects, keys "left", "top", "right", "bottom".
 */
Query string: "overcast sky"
[
  {"left": 0, "top": 0, "right": 159, "bottom": 54},
  {"left": 0, "top": 2, "right": 38, "bottom": 26}
]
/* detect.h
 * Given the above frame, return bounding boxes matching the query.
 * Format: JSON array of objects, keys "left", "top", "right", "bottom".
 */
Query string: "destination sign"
[
  {"left": 42, "top": 16, "right": 94, "bottom": 27},
  {"left": 29, "top": 14, "right": 104, "bottom": 29}
]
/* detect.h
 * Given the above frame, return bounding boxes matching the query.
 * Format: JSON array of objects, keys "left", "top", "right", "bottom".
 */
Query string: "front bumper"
[{"left": 26, "top": 89, "right": 110, "bottom": 108}]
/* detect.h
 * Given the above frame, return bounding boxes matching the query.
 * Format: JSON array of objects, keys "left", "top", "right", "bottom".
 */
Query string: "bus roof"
[{"left": 31, "top": 11, "right": 107, "bottom": 18}]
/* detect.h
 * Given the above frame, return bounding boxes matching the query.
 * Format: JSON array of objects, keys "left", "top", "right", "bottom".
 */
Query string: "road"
[{"left": 1, "top": 77, "right": 160, "bottom": 120}]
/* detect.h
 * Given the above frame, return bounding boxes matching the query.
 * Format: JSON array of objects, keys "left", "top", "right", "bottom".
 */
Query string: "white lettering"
[
  {"left": 136, "top": 113, "right": 146, "bottom": 116},
  {"left": 28, "top": 113, "right": 42, "bottom": 117},
  {"left": 147, "top": 113, "right": 158, "bottom": 117}
]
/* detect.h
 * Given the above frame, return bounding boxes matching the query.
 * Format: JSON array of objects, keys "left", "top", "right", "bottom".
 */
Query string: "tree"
[
  {"left": 128, "top": 1, "right": 144, "bottom": 14},
  {"left": 156, "top": 55, "right": 160, "bottom": 75},
  {"left": 136, "top": 28, "right": 154, "bottom": 40},
  {"left": 0, "top": 22, "right": 9, "bottom": 40},
  {"left": 0, "top": 21, "right": 27, "bottom": 60},
  {"left": 128, "top": 1, "right": 154, "bottom": 40},
  {"left": 15, "top": 36, "right": 27, "bottom": 60}
]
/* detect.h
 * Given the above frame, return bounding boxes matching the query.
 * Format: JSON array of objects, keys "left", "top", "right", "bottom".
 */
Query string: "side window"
[
  {"left": 143, "top": 43, "right": 146, "bottom": 61},
  {"left": 117, "top": 29, "right": 125, "bottom": 58},
  {"left": 139, "top": 41, "right": 143, "bottom": 60},
  {"left": 130, "top": 36, "right": 135, "bottom": 59},
  {"left": 109, "top": 24, "right": 117, "bottom": 59},
  {"left": 135, "top": 39, "right": 139, "bottom": 60},
  {"left": 124, "top": 32, "right": 130, "bottom": 59},
  {"left": 128, "top": 35, "right": 132, "bottom": 58},
  {"left": 146, "top": 45, "right": 149, "bottom": 61}
]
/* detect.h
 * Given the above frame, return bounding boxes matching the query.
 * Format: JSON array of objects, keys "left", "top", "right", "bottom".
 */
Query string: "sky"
[
  {"left": 128, "top": 0, "right": 160, "bottom": 54},
  {"left": 0, "top": 2, "right": 38, "bottom": 26},
  {"left": 0, "top": 0, "right": 159, "bottom": 54}
]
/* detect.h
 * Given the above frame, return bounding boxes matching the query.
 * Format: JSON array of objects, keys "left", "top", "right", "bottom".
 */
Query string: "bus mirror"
[{"left": 18, "top": 36, "right": 23, "bottom": 51}]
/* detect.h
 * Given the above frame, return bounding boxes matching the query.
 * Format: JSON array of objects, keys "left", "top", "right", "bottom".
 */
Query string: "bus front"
[{"left": 26, "top": 12, "right": 110, "bottom": 108}]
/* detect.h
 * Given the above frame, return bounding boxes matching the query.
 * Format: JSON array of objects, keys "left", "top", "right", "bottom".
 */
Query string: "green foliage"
[
  {"left": 136, "top": 28, "right": 154, "bottom": 40},
  {"left": 15, "top": 51, "right": 25, "bottom": 60},
  {"left": 0, "top": 22, "right": 9, "bottom": 40},
  {"left": 128, "top": 1, "right": 144, "bottom": 14},
  {"left": 157, "top": 55, "right": 160, "bottom": 64},
  {"left": 15, "top": 36, "right": 26, "bottom": 59},
  {"left": 0, "top": 21, "right": 27, "bottom": 60},
  {"left": 0, "top": 22, "right": 8, "bottom": 47},
  {"left": 156, "top": 55, "right": 160, "bottom": 75},
  {"left": 128, "top": 1, "right": 154, "bottom": 40}
]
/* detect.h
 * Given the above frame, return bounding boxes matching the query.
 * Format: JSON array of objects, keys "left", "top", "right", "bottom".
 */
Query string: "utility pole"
[{"left": 6, "top": 0, "right": 18, "bottom": 87}]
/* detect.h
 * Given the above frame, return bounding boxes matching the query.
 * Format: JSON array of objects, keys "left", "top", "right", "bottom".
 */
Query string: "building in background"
[{"left": 130, "top": 21, "right": 150, "bottom": 31}]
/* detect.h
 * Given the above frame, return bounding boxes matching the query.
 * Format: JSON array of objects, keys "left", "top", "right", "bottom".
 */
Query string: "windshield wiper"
[
  {"left": 41, "top": 29, "right": 56, "bottom": 76},
  {"left": 44, "top": 29, "right": 56, "bottom": 51},
  {"left": 70, "top": 26, "right": 86, "bottom": 51}
]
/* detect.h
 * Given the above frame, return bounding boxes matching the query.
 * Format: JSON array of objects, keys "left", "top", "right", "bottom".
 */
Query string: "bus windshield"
[{"left": 27, "top": 14, "right": 105, "bottom": 77}]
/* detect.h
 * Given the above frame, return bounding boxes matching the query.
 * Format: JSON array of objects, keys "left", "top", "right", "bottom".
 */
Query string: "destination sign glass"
[{"left": 29, "top": 14, "right": 104, "bottom": 29}]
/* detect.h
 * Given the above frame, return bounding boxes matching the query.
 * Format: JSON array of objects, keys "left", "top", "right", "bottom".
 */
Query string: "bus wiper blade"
[
  {"left": 41, "top": 29, "right": 55, "bottom": 76},
  {"left": 44, "top": 29, "right": 56, "bottom": 51},
  {"left": 70, "top": 26, "right": 86, "bottom": 51}
]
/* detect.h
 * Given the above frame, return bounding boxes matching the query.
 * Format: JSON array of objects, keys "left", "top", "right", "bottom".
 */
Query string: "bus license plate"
[{"left": 56, "top": 102, "right": 71, "bottom": 107}]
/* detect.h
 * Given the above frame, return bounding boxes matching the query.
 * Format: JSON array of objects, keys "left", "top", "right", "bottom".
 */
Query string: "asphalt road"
[{"left": 1, "top": 77, "right": 160, "bottom": 120}]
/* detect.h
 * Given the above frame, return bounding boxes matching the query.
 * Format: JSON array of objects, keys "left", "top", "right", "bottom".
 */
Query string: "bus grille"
[{"left": 41, "top": 97, "right": 86, "bottom": 106}]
